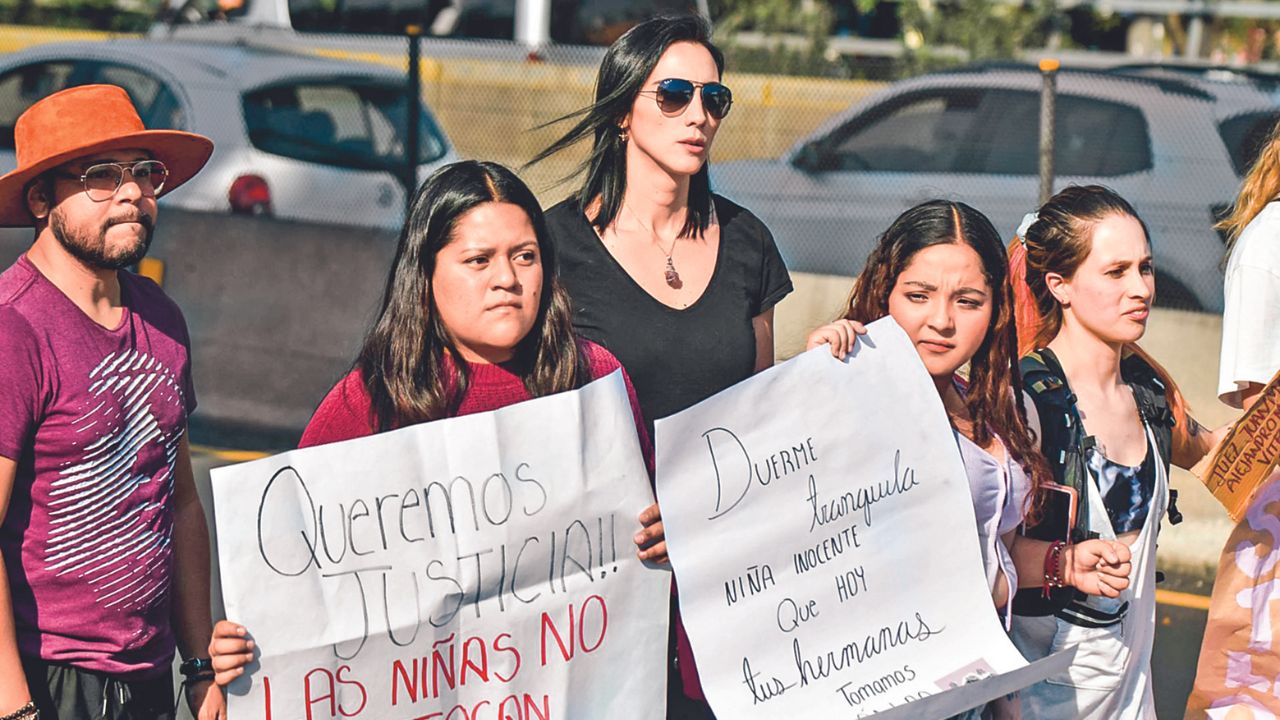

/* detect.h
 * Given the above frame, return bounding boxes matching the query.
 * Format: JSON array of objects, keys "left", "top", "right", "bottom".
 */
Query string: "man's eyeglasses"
[
  {"left": 57, "top": 160, "right": 170, "bottom": 202},
  {"left": 638, "top": 78, "right": 733, "bottom": 120}
]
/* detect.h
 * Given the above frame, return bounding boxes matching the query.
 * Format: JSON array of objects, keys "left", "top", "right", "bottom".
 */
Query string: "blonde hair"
[{"left": 1218, "top": 118, "right": 1280, "bottom": 258}]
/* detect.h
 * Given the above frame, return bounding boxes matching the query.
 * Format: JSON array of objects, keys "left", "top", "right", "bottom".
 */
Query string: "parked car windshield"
[
  {"left": 818, "top": 87, "right": 1151, "bottom": 177},
  {"left": 243, "top": 81, "right": 447, "bottom": 171},
  {"left": 0, "top": 62, "right": 75, "bottom": 148},
  {"left": 0, "top": 60, "right": 186, "bottom": 149},
  {"left": 1219, "top": 110, "right": 1280, "bottom": 177},
  {"left": 828, "top": 89, "right": 983, "bottom": 173}
]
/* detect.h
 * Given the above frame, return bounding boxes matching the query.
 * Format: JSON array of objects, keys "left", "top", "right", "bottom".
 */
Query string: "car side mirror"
[{"left": 793, "top": 141, "right": 831, "bottom": 173}]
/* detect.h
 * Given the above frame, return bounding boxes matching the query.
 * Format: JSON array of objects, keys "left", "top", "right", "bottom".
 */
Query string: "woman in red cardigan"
[{"left": 207, "top": 160, "right": 660, "bottom": 684}]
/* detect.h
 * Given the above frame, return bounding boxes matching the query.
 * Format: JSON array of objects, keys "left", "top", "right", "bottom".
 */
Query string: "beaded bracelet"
[
  {"left": 0, "top": 701, "right": 38, "bottom": 720},
  {"left": 1042, "top": 540, "right": 1068, "bottom": 598}
]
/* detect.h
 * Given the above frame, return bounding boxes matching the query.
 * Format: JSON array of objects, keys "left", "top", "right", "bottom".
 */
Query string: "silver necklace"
[{"left": 623, "top": 204, "right": 683, "bottom": 288}]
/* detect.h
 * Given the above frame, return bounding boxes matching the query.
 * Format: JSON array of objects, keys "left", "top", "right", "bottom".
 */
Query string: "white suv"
[{"left": 713, "top": 65, "right": 1280, "bottom": 312}]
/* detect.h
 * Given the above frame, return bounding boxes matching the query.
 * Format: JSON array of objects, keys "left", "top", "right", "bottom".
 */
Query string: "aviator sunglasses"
[
  {"left": 639, "top": 78, "right": 733, "bottom": 120},
  {"left": 55, "top": 160, "right": 170, "bottom": 202}
]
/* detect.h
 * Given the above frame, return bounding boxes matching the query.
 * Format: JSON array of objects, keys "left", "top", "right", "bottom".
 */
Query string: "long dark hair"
[
  {"left": 845, "top": 200, "right": 1051, "bottom": 505},
  {"left": 357, "top": 161, "right": 590, "bottom": 431},
  {"left": 1008, "top": 184, "right": 1189, "bottom": 427},
  {"left": 527, "top": 15, "right": 724, "bottom": 239}
]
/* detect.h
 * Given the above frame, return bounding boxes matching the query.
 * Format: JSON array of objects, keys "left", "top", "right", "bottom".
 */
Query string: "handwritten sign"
[
  {"left": 1186, "top": 473, "right": 1280, "bottom": 716},
  {"left": 655, "top": 318, "right": 1029, "bottom": 718},
  {"left": 1202, "top": 368, "right": 1280, "bottom": 521},
  {"left": 212, "top": 371, "right": 670, "bottom": 720}
]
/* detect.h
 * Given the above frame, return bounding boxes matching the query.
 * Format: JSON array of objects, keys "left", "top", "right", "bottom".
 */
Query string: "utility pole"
[
  {"left": 514, "top": 0, "right": 552, "bottom": 48},
  {"left": 405, "top": 23, "right": 422, "bottom": 217},
  {"left": 1038, "top": 58, "right": 1059, "bottom": 206}
]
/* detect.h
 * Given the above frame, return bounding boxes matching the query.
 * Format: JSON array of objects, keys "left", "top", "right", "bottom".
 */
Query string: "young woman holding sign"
[
  {"left": 529, "top": 16, "right": 791, "bottom": 717},
  {"left": 1184, "top": 121, "right": 1280, "bottom": 717},
  {"left": 204, "top": 160, "right": 660, "bottom": 685},
  {"left": 1215, "top": 123, "right": 1280, "bottom": 412},
  {"left": 1007, "top": 185, "right": 1226, "bottom": 720},
  {"left": 807, "top": 200, "right": 1135, "bottom": 719}
]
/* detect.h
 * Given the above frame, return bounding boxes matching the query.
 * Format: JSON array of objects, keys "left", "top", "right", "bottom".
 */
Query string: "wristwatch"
[{"left": 179, "top": 657, "right": 214, "bottom": 678}]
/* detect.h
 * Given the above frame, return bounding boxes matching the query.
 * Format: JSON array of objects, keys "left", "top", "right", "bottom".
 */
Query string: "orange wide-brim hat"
[{"left": 0, "top": 84, "right": 214, "bottom": 227}]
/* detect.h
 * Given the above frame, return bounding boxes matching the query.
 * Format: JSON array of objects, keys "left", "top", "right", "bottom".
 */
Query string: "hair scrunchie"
[{"left": 1015, "top": 211, "right": 1039, "bottom": 247}]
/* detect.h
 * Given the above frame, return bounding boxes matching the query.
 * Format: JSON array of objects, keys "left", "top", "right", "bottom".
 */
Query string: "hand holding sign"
[
  {"left": 209, "top": 620, "right": 254, "bottom": 685},
  {"left": 634, "top": 503, "right": 669, "bottom": 564},
  {"left": 1197, "top": 368, "right": 1280, "bottom": 521}
]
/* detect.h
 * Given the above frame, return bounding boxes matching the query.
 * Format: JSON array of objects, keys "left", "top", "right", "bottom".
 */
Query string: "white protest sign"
[
  {"left": 212, "top": 371, "right": 669, "bottom": 720},
  {"left": 655, "top": 317, "right": 1029, "bottom": 718}
]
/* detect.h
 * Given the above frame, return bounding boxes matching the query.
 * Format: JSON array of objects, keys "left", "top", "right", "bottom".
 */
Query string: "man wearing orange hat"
[{"left": 0, "top": 85, "right": 225, "bottom": 718}]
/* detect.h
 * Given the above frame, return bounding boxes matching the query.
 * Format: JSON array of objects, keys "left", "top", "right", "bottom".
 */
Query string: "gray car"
[
  {"left": 0, "top": 40, "right": 458, "bottom": 230},
  {"left": 713, "top": 65, "right": 1280, "bottom": 312}
]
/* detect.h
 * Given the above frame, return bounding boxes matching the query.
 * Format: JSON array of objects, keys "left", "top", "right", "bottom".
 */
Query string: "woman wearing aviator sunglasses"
[{"left": 530, "top": 14, "right": 792, "bottom": 720}]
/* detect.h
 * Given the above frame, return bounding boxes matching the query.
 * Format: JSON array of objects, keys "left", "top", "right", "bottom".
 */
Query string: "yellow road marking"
[
  {"left": 137, "top": 257, "right": 165, "bottom": 286},
  {"left": 190, "top": 444, "right": 270, "bottom": 462},
  {"left": 1156, "top": 588, "right": 1212, "bottom": 611},
  {"left": 0, "top": 24, "right": 132, "bottom": 53}
]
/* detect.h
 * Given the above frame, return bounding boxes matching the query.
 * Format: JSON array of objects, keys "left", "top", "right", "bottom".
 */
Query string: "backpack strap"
[
  {"left": 1120, "top": 352, "right": 1179, "bottom": 526},
  {"left": 1013, "top": 348, "right": 1097, "bottom": 617},
  {"left": 1120, "top": 353, "right": 1176, "bottom": 467},
  {"left": 1020, "top": 348, "right": 1094, "bottom": 542}
]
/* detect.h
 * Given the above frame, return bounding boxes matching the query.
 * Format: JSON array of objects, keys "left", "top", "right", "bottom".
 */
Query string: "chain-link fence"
[
  {"left": 1, "top": 22, "right": 1247, "bottom": 374},
  {"left": 0, "top": 24, "right": 1258, "bottom": 720},
  {"left": 3, "top": 21, "right": 1273, "bottom": 316}
]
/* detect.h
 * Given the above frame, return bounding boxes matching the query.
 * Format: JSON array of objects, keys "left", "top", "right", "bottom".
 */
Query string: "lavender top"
[
  {"left": 956, "top": 431, "right": 1030, "bottom": 629},
  {"left": 0, "top": 255, "right": 195, "bottom": 678}
]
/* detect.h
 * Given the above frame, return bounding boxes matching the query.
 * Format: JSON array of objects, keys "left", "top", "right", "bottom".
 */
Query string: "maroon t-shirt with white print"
[{"left": 0, "top": 255, "right": 195, "bottom": 679}]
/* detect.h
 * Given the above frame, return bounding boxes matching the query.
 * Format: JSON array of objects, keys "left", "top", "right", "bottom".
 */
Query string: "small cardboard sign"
[{"left": 1202, "top": 368, "right": 1280, "bottom": 521}]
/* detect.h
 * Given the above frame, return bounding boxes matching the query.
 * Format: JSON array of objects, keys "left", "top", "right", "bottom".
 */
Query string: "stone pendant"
[{"left": 664, "top": 257, "right": 681, "bottom": 288}]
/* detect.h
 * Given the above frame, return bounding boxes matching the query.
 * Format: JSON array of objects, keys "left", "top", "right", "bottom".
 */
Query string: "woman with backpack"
[
  {"left": 1008, "top": 184, "right": 1227, "bottom": 719},
  {"left": 808, "top": 199, "right": 1134, "bottom": 718}
]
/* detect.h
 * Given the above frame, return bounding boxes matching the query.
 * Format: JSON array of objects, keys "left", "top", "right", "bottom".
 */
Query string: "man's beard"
[{"left": 50, "top": 209, "right": 154, "bottom": 271}]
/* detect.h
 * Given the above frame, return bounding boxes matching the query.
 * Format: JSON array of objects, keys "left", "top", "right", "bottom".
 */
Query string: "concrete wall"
[{"left": 1, "top": 211, "right": 398, "bottom": 442}]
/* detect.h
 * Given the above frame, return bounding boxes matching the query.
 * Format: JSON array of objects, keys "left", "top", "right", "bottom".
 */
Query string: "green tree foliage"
[
  {"left": 712, "top": 0, "right": 834, "bottom": 40},
  {"left": 710, "top": 0, "right": 845, "bottom": 76},
  {"left": 0, "top": 0, "right": 160, "bottom": 31},
  {"left": 710, "top": 0, "right": 1060, "bottom": 77},
  {"left": 888, "top": 0, "right": 1058, "bottom": 71}
]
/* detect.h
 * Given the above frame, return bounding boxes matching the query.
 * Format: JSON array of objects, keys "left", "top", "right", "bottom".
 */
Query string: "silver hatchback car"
[
  {"left": 713, "top": 65, "right": 1280, "bottom": 312},
  {"left": 0, "top": 40, "right": 458, "bottom": 230}
]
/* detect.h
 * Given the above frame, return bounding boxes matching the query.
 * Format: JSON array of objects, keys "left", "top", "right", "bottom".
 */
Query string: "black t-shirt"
[{"left": 546, "top": 195, "right": 793, "bottom": 432}]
